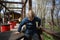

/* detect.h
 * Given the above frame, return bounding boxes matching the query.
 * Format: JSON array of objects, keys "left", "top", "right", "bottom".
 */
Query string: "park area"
[{"left": 0, "top": 0, "right": 60, "bottom": 40}]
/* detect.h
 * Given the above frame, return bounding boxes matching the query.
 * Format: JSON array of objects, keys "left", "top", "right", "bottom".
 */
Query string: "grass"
[
  {"left": 43, "top": 32, "right": 54, "bottom": 40},
  {"left": 42, "top": 24, "right": 60, "bottom": 40},
  {"left": 45, "top": 24, "right": 60, "bottom": 32}
]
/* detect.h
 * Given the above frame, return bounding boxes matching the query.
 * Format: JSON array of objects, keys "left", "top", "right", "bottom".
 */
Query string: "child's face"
[
  {"left": 28, "top": 11, "right": 34, "bottom": 20},
  {"left": 28, "top": 10, "right": 34, "bottom": 18}
]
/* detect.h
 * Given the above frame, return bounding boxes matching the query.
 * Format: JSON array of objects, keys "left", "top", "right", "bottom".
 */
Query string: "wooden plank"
[
  {"left": 0, "top": 1, "right": 24, "bottom": 4},
  {"left": 0, "top": 31, "right": 24, "bottom": 40},
  {"left": 41, "top": 27, "right": 60, "bottom": 38},
  {"left": 7, "top": 7, "right": 22, "bottom": 9},
  {"left": 9, "top": 9, "right": 22, "bottom": 10},
  {"left": 9, "top": 10, "right": 22, "bottom": 11}
]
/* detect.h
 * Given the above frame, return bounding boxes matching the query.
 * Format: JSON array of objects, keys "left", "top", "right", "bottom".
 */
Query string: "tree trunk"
[
  {"left": 51, "top": 0, "right": 55, "bottom": 30},
  {"left": 51, "top": 0, "right": 55, "bottom": 25},
  {"left": 56, "top": 9, "right": 60, "bottom": 27}
]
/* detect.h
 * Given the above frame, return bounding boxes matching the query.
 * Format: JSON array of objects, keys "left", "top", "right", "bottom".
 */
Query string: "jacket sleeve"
[
  {"left": 18, "top": 18, "right": 26, "bottom": 32},
  {"left": 38, "top": 18, "right": 41, "bottom": 26},
  {"left": 36, "top": 17, "right": 42, "bottom": 34},
  {"left": 36, "top": 17, "right": 41, "bottom": 27}
]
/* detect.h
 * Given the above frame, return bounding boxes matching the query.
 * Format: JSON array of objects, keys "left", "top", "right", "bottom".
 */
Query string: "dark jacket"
[{"left": 18, "top": 16, "right": 41, "bottom": 35}]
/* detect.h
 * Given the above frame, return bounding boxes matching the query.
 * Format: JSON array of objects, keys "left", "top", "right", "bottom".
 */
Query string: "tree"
[
  {"left": 51, "top": 0, "right": 55, "bottom": 25},
  {"left": 36, "top": 0, "right": 49, "bottom": 27}
]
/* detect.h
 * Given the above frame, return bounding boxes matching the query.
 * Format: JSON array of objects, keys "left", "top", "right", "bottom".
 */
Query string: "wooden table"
[{"left": 0, "top": 31, "right": 24, "bottom": 40}]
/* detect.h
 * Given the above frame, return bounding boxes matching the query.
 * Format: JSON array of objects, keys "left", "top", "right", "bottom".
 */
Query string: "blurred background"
[{"left": 0, "top": 0, "right": 60, "bottom": 40}]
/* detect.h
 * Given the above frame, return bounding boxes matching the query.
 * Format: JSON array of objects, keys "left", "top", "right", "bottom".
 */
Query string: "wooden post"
[
  {"left": 23, "top": 5, "right": 26, "bottom": 18},
  {"left": 21, "top": 0, "right": 26, "bottom": 19},
  {"left": 28, "top": 0, "right": 32, "bottom": 10},
  {"left": 21, "top": 0, "right": 23, "bottom": 19}
]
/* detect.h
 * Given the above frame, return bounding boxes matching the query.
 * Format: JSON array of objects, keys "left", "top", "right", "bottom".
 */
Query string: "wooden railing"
[{"left": 41, "top": 27, "right": 60, "bottom": 39}]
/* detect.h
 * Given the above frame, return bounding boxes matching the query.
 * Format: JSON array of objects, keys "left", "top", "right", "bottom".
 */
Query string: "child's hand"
[{"left": 14, "top": 32, "right": 20, "bottom": 35}]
